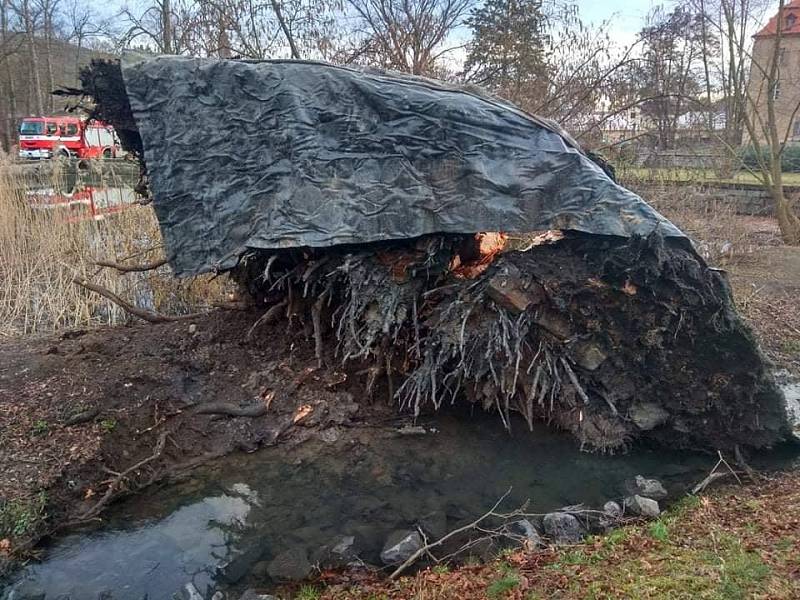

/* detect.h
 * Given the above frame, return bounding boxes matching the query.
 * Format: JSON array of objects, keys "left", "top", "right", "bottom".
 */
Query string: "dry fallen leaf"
[
  {"left": 84, "top": 487, "right": 95, "bottom": 499},
  {"left": 293, "top": 404, "right": 313, "bottom": 423},
  {"left": 622, "top": 280, "right": 638, "bottom": 295}
]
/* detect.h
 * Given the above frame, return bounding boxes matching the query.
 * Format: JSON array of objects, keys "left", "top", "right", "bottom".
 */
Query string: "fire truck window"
[
  {"left": 86, "top": 128, "right": 100, "bottom": 146},
  {"left": 98, "top": 128, "right": 113, "bottom": 146},
  {"left": 46, "top": 122, "right": 58, "bottom": 135},
  {"left": 66, "top": 124, "right": 78, "bottom": 136},
  {"left": 19, "top": 121, "right": 44, "bottom": 135}
]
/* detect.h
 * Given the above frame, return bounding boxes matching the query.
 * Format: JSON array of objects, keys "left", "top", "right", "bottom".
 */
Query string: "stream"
[{"left": 4, "top": 410, "right": 799, "bottom": 600}]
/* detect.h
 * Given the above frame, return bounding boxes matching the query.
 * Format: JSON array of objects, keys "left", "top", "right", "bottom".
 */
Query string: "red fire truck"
[{"left": 18, "top": 116, "right": 121, "bottom": 160}]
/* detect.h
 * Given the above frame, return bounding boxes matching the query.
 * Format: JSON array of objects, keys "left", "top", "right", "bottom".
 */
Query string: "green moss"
[{"left": 0, "top": 492, "right": 47, "bottom": 538}]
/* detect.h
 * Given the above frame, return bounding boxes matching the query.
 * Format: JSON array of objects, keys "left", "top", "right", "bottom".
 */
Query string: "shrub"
[{"left": 740, "top": 144, "right": 800, "bottom": 173}]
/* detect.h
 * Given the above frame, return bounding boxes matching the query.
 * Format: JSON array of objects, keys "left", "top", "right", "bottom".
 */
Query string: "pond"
[{"left": 4, "top": 410, "right": 798, "bottom": 600}]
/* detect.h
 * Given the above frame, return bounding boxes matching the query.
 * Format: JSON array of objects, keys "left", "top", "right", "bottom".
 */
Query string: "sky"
[
  {"left": 99, "top": 0, "right": 665, "bottom": 44},
  {"left": 95, "top": 0, "right": 673, "bottom": 63},
  {"left": 575, "top": 0, "right": 663, "bottom": 48}
]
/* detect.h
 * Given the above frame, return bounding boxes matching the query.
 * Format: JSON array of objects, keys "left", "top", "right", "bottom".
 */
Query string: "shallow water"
[{"left": 4, "top": 413, "right": 798, "bottom": 600}]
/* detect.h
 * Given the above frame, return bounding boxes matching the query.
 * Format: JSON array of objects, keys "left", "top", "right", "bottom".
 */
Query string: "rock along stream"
[{"left": 4, "top": 411, "right": 799, "bottom": 600}]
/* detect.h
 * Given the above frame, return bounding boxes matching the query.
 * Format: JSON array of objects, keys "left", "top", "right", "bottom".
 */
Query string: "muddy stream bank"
[{"left": 5, "top": 409, "right": 800, "bottom": 600}]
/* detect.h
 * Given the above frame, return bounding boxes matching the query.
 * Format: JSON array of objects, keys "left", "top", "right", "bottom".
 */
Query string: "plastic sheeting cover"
[{"left": 120, "top": 56, "right": 685, "bottom": 276}]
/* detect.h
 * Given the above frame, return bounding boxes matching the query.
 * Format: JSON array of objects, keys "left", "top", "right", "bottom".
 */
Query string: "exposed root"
[
  {"left": 94, "top": 257, "right": 168, "bottom": 273},
  {"left": 72, "top": 278, "right": 205, "bottom": 324},
  {"left": 247, "top": 300, "right": 288, "bottom": 340},
  {"left": 191, "top": 401, "right": 270, "bottom": 418},
  {"left": 230, "top": 232, "right": 788, "bottom": 452}
]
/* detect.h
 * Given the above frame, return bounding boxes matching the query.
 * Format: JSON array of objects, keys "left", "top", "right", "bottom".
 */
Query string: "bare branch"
[
  {"left": 72, "top": 277, "right": 206, "bottom": 324},
  {"left": 95, "top": 257, "right": 168, "bottom": 273}
]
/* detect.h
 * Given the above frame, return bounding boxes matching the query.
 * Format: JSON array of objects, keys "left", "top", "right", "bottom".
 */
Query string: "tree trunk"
[
  {"left": 4, "top": 72, "right": 17, "bottom": 151},
  {"left": 269, "top": 0, "right": 300, "bottom": 59},
  {"left": 44, "top": 4, "right": 55, "bottom": 113},
  {"left": 774, "top": 191, "right": 800, "bottom": 244},
  {"left": 75, "top": 37, "right": 83, "bottom": 86},
  {"left": 24, "top": 0, "right": 43, "bottom": 115},
  {"left": 0, "top": 0, "right": 14, "bottom": 150},
  {"left": 161, "top": 0, "right": 172, "bottom": 53},
  {"left": 699, "top": 0, "right": 714, "bottom": 132}
]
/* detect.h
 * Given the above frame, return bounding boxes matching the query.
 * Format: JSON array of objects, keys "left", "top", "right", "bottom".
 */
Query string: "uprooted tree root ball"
[
  {"left": 71, "top": 56, "right": 791, "bottom": 453},
  {"left": 232, "top": 232, "right": 789, "bottom": 452}
]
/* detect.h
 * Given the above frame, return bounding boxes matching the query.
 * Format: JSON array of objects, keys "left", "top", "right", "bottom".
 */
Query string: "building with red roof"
[{"left": 748, "top": 1, "right": 800, "bottom": 144}]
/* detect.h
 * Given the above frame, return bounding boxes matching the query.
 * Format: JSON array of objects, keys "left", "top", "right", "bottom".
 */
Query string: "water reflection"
[{"left": 8, "top": 493, "right": 253, "bottom": 599}]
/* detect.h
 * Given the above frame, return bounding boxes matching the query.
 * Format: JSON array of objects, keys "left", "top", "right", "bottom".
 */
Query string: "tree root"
[
  {"left": 191, "top": 402, "right": 269, "bottom": 417},
  {"left": 63, "top": 407, "right": 100, "bottom": 426},
  {"left": 72, "top": 277, "right": 205, "bottom": 324},
  {"left": 247, "top": 300, "right": 288, "bottom": 340},
  {"left": 95, "top": 257, "right": 168, "bottom": 273}
]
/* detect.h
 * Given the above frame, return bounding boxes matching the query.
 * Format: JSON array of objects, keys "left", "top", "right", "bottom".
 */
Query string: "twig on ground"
[
  {"left": 734, "top": 445, "right": 759, "bottom": 483},
  {"left": 78, "top": 431, "right": 169, "bottom": 521},
  {"left": 389, "top": 488, "right": 513, "bottom": 579},
  {"left": 691, "top": 450, "right": 744, "bottom": 495}
]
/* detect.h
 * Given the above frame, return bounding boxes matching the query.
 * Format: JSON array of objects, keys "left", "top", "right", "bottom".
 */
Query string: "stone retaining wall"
[{"left": 627, "top": 180, "right": 800, "bottom": 216}]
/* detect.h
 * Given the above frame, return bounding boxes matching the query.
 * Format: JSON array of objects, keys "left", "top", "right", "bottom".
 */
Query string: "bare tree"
[
  {"left": 343, "top": 0, "right": 472, "bottom": 75},
  {"left": 530, "top": 9, "right": 644, "bottom": 142},
  {"left": 703, "top": 0, "right": 800, "bottom": 243},
  {"left": 120, "top": 0, "right": 197, "bottom": 54},
  {"left": 11, "top": 0, "right": 43, "bottom": 115},
  {"left": 37, "top": 0, "right": 61, "bottom": 112},
  {"left": 64, "top": 0, "right": 105, "bottom": 85},
  {"left": 0, "top": 0, "right": 19, "bottom": 148},
  {"left": 633, "top": 5, "right": 708, "bottom": 150}
]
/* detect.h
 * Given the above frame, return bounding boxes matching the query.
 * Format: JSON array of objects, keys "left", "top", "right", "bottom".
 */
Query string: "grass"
[
  {"left": 485, "top": 574, "right": 519, "bottom": 598},
  {"left": 486, "top": 562, "right": 520, "bottom": 598},
  {"left": 0, "top": 159, "right": 228, "bottom": 336},
  {"left": 617, "top": 166, "right": 800, "bottom": 186},
  {"left": 296, "top": 585, "right": 322, "bottom": 600},
  {"left": 648, "top": 519, "right": 669, "bottom": 542}
]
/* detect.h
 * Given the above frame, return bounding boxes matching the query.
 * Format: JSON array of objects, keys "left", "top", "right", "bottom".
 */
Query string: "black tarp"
[{"left": 119, "top": 55, "right": 686, "bottom": 276}]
